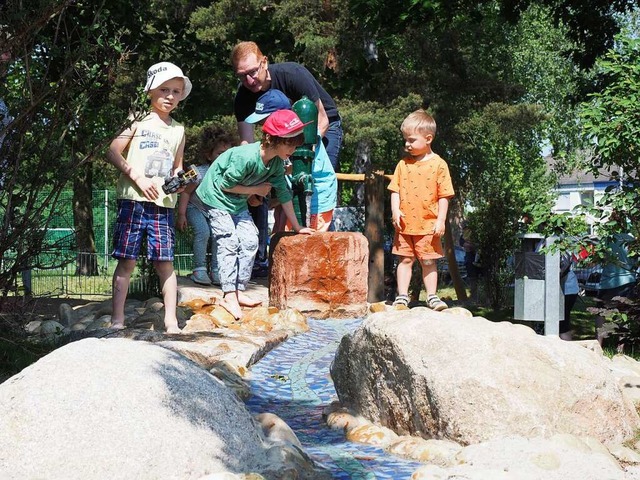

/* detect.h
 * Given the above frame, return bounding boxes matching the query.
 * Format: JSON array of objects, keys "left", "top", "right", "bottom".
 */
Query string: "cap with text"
[
  {"left": 262, "top": 110, "right": 311, "bottom": 138},
  {"left": 245, "top": 89, "right": 292, "bottom": 124},
  {"left": 144, "top": 62, "right": 192, "bottom": 100}
]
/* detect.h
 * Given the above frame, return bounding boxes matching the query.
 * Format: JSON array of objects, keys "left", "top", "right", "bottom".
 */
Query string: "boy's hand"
[
  {"left": 135, "top": 176, "right": 159, "bottom": 201},
  {"left": 175, "top": 213, "right": 188, "bottom": 231},
  {"left": 392, "top": 209, "right": 404, "bottom": 229},
  {"left": 296, "top": 227, "right": 315, "bottom": 235},
  {"left": 247, "top": 194, "right": 263, "bottom": 207},
  {"left": 433, "top": 219, "right": 446, "bottom": 236},
  {"left": 254, "top": 182, "right": 272, "bottom": 197}
]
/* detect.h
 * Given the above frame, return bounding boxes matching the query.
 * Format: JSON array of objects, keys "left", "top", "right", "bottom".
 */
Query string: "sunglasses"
[{"left": 236, "top": 58, "right": 265, "bottom": 81}]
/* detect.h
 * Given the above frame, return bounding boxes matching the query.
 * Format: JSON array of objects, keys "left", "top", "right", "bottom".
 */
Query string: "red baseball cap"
[{"left": 262, "top": 109, "right": 312, "bottom": 138}]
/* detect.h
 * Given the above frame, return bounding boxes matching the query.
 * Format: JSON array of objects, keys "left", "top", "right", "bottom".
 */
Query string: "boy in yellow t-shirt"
[
  {"left": 106, "top": 62, "right": 191, "bottom": 333},
  {"left": 388, "top": 109, "right": 455, "bottom": 310}
]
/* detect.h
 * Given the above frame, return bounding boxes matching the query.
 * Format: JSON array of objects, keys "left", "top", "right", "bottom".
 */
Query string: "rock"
[
  {"left": 607, "top": 443, "right": 640, "bottom": 464},
  {"left": 57, "top": 303, "right": 76, "bottom": 327},
  {"left": 24, "top": 320, "right": 42, "bottom": 334},
  {"left": 210, "top": 360, "right": 251, "bottom": 400},
  {"left": 144, "top": 297, "right": 164, "bottom": 311},
  {"left": 255, "top": 412, "right": 303, "bottom": 449},
  {"left": 39, "top": 319, "right": 64, "bottom": 335},
  {"left": 323, "top": 402, "right": 367, "bottom": 431},
  {"left": 182, "top": 313, "right": 218, "bottom": 333},
  {"left": 345, "top": 423, "right": 398, "bottom": 447},
  {"left": 452, "top": 435, "right": 624, "bottom": 480},
  {"left": 574, "top": 339, "right": 603, "bottom": 355},
  {"left": 619, "top": 375, "right": 640, "bottom": 406},
  {"left": 331, "top": 309, "right": 640, "bottom": 446},
  {"left": 442, "top": 306, "right": 473, "bottom": 317},
  {"left": 0, "top": 337, "right": 324, "bottom": 479},
  {"left": 386, "top": 436, "right": 462, "bottom": 465},
  {"left": 269, "top": 232, "right": 368, "bottom": 319},
  {"left": 369, "top": 302, "right": 387, "bottom": 313},
  {"left": 411, "top": 434, "right": 626, "bottom": 480},
  {"left": 85, "top": 315, "right": 111, "bottom": 331},
  {"left": 269, "top": 309, "right": 309, "bottom": 334},
  {"left": 70, "top": 322, "right": 87, "bottom": 331},
  {"left": 159, "top": 330, "right": 289, "bottom": 370}
]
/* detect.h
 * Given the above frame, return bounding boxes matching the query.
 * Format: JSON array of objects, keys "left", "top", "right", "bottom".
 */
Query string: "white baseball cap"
[{"left": 144, "top": 62, "right": 192, "bottom": 100}]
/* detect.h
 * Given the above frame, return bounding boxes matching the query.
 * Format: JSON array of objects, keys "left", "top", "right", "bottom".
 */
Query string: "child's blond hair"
[{"left": 401, "top": 109, "right": 437, "bottom": 138}]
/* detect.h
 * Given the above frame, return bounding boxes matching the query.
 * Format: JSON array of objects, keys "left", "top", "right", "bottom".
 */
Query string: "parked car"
[
  {"left": 573, "top": 264, "right": 603, "bottom": 296},
  {"left": 438, "top": 246, "right": 467, "bottom": 284}
]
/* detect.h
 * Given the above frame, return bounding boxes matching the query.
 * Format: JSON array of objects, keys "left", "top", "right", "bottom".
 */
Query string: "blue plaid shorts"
[{"left": 112, "top": 200, "right": 175, "bottom": 261}]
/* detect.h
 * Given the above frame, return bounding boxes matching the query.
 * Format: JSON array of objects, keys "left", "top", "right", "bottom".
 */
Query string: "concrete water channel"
[{"left": 245, "top": 318, "right": 424, "bottom": 479}]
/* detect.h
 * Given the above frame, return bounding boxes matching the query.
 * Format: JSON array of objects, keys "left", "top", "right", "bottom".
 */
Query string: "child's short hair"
[
  {"left": 401, "top": 109, "right": 437, "bottom": 138},
  {"left": 262, "top": 133, "right": 305, "bottom": 149},
  {"left": 198, "top": 125, "right": 237, "bottom": 158}
]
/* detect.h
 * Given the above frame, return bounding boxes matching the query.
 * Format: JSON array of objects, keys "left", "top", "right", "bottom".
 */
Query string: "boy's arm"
[
  {"left": 390, "top": 191, "right": 403, "bottom": 229},
  {"left": 280, "top": 200, "right": 314, "bottom": 234},
  {"left": 433, "top": 197, "right": 449, "bottom": 236},
  {"left": 106, "top": 123, "right": 159, "bottom": 201},
  {"left": 176, "top": 185, "right": 195, "bottom": 231},
  {"left": 237, "top": 122, "right": 254, "bottom": 145},
  {"left": 223, "top": 182, "right": 272, "bottom": 197},
  {"left": 172, "top": 135, "right": 186, "bottom": 175}
]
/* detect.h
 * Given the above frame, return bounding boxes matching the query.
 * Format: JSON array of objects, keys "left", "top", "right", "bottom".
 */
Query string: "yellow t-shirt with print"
[{"left": 116, "top": 114, "right": 184, "bottom": 208}]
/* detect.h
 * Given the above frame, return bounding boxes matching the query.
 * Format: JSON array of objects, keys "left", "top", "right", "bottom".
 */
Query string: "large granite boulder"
[
  {"left": 330, "top": 308, "right": 640, "bottom": 446},
  {"left": 269, "top": 232, "right": 368, "bottom": 318},
  {"left": 0, "top": 337, "right": 325, "bottom": 479}
]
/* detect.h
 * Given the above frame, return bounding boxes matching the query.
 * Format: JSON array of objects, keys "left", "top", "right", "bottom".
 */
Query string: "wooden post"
[{"left": 365, "top": 170, "right": 385, "bottom": 303}]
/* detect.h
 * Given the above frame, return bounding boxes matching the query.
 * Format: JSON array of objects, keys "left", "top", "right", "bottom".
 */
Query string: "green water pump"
[{"left": 290, "top": 96, "right": 318, "bottom": 226}]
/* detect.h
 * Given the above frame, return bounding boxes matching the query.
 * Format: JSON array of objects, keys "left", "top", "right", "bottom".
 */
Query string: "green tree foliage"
[
  {"left": 0, "top": 0, "right": 140, "bottom": 294},
  {"left": 455, "top": 103, "right": 553, "bottom": 307},
  {"left": 580, "top": 34, "right": 640, "bottom": 259}
]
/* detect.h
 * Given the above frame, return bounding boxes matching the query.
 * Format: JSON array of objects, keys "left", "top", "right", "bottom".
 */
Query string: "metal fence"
[{"left": 6, "top": 189, "right": 200, "bottom": 298}]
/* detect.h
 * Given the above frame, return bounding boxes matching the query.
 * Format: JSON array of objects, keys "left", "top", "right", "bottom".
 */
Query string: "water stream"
[{"left": 245, "top": 318, "right": 424, "bottom": 479}]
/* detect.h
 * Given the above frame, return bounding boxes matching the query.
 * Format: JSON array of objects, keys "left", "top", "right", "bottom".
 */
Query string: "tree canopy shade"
[
  {"left": 0, "top": 0, "right": 144, "bottom": 289},
  {"left": 1, "top": 0, "right": 638, "bottom": 305}
]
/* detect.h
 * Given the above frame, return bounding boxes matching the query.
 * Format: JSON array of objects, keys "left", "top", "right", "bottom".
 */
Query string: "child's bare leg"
[
  {"left": 154, "top": 261, "right": 180, "bottom": 333},
  {"left": 237, "top": 290, "right": 262, "bottom": 307},
  {"left": 220, "top": 291, "right": 243, "bottom": 320},
  {"left": 421, "top": 260, "right": 439, "bottom": 296},
  {"left": 111, "top": 259, "right": 136, "bottom": 328},
  {"left": 396, "top": 256, "right": 414, "bottom": 296}
]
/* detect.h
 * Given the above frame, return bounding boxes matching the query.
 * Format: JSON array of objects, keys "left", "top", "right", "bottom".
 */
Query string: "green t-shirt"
[{"left": 195, "top": 142, "right": 292, "bottom": 215}]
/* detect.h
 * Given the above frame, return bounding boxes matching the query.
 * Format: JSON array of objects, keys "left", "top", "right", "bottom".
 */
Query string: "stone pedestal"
[{"left": 269, "top": 232, "right": 369, "bottom": 318}]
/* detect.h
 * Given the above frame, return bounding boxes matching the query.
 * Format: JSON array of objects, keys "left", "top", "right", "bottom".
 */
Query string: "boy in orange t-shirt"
[{"left": 388, "top": 109, "right": 455, "bottom": 310}]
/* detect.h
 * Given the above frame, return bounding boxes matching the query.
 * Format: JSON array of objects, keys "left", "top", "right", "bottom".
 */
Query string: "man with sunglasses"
[
  {"left": 231, "top": 41, "right": 343, "bottom": 267},
  {"left": 231, "top": 41, "right": 342, "bottom": 173}
]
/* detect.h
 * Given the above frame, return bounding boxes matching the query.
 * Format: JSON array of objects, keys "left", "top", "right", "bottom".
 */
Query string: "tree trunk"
[
  {"left": 352, "top": 140, "right": 371, "bottom": 206},
  {"left": 73, "top": 163, "right": 98, "bottom": 276},
  {"left": 444, "top": 217, "right": 467, "bottom": 302}
]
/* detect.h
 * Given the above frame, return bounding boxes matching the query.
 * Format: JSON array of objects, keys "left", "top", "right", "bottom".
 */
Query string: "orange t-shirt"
[{"left": 387, "top": 154, "right": 455, "bottom": 235}]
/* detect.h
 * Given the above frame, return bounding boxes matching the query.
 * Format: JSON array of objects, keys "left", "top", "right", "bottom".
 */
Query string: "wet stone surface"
[{"left": 245, "top": 318, "right": 424, "bottom": 479}]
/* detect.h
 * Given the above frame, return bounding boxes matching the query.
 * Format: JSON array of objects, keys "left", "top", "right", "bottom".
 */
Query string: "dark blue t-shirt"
[{"left": 234, "top": 62, "right": 339, "bottom": 123}]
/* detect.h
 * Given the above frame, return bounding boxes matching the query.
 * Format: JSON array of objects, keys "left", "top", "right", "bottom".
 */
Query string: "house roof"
[{"left": 545, "top": 155, "right": 618, "bottom": 187}]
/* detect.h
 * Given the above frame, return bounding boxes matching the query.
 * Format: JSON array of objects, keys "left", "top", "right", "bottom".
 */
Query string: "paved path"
[{"left": 245, "top": 318, "right": 424, "bottom": 479}]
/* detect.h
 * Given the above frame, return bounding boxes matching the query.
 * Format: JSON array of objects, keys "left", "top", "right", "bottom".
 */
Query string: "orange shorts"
[
  {"left": 392, "top": 232, "right": 443, "bottom": 260},
  {"left": 310, "top": 210, "right": 333, "bottom": 232},
  {"left": 283, "top": 210, "right": 334, "bottom": 232}
]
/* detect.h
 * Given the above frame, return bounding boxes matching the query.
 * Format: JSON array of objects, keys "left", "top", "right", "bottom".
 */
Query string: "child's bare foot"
[
  {"left": 237, "top": 291, "right": 262, "bottom": 307},
  {"left": 110, "top": 320, "right": 126, "bottom": 330},
  {"left": 220, "top": 293, "right": 243, "bottom": 320},
  {"left": 164, "top": 320, "right": 181, "bottom": 334}
]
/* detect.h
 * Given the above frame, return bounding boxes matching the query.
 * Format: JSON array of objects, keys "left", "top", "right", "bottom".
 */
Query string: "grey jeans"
[{"left": 205, "top": 208, "right": 258, "bottom": 293}]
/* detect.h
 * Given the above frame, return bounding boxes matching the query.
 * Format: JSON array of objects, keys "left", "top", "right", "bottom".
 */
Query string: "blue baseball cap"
[{"left": 245, "top": 89, "right": 292, "bottom": 124}]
